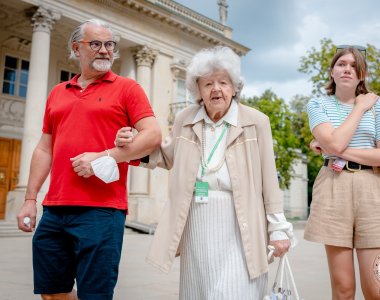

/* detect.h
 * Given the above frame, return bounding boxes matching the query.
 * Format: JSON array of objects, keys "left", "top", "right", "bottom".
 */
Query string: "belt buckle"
[{"left": 346, "top": 161, "right": 361, "bottom": 172}]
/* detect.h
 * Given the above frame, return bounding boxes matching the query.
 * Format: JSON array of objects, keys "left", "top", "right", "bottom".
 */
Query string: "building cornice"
[
  {"left": 99, "top": 0, "right": 250, "bottom": 55},
  {"left": 21, "top": 0, "right": 249, "bottom": 56}
]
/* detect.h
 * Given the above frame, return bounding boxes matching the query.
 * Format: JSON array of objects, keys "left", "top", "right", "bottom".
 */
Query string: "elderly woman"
[{"left": 116, "top": 46, "right": 293, "bottom": 299}]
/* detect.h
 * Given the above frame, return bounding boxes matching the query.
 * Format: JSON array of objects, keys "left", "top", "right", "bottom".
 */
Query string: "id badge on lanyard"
[
  {"left": 195, "top": 181, "right": 209, "bottom": 203},
  {"left": 195, "top": 122, "right": 229, "bottom": 204},
  {"left": 331, "top": 158, "right": 346, "bottom": 173}
]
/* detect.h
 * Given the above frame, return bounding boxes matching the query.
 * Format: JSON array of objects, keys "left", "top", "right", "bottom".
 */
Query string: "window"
[
  {"left": 60, "top": 70, "right": 76, "bottom": 82},
  {"left": 176, "top": 79, "right": 187, "bottom": 102},
  {"left": 2, "top": 55, "right": 29, "bottom": 98}
]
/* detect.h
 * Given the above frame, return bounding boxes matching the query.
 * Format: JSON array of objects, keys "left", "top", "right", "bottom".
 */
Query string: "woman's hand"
[
  {"left": 114, "top": 127, "right": 134, "bottom": 147},
  {"left": 310, "top": 139, "right": 324, "bottom": 154},
  {"left": 355, "top": 93, "right": 379, "bottom": 113},
  {"left": 269, "top": 239, "right": 291, "bottom": 257}
]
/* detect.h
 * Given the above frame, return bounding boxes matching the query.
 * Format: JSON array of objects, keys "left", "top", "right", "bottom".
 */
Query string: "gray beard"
[{"left": 92, "top": 59, "right": 112, "bottom": 72}]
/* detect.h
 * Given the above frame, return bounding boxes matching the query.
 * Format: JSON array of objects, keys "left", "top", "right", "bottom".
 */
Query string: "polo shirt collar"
[{"left": 66, "top": 70, "right": 117, "bottom": 88}]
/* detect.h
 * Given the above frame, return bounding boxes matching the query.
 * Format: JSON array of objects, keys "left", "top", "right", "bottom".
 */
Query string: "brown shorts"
[{"left": 304, "top": 166, "right": 380, "bottom": 248}]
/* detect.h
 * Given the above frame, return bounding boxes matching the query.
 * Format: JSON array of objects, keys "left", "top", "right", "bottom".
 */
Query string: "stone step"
[
  {"left": 0, "top": 221, "right": 28, "bottom": 237},
  {"left": 125, "top": 221, "right": 157, "bottom": 235}
]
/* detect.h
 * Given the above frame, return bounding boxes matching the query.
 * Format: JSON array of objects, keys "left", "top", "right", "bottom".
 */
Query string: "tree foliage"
[
  {"left": 289, "top": 95, "right": 323, "bottom": 204},
  {"left": 298, "top": 38, "right": 335, "bottom": 96},
  {"left": 242, "top": 90, "right": 299, "bottom": 189}
]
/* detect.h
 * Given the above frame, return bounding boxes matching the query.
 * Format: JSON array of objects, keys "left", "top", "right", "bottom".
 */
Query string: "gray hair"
[
  {"left": 186, "top": 46, "right": 244, "bottom": 103},
  {"left": 68, "top": 19, "right": 120, "bottom": 60}
]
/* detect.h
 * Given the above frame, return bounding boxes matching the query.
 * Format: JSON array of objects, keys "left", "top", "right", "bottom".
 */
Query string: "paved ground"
[{"left": 0, "top": 227, "right": 365, "bottom": 300}]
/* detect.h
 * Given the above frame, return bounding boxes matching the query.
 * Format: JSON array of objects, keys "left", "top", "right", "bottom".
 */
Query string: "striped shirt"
[{"left": 307, "top": 95, "right": 380, "bottom": 153}]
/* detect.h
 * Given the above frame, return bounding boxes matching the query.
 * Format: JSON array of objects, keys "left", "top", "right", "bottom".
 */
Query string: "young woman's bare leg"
[{"left": 325, "top": 245, "right": 355, "bottom": 300}]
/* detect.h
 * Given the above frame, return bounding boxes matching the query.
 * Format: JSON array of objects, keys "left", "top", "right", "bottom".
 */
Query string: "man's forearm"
[
  {"left": 110, "top": 126, "right": 161, "bottom": 162},
  {"left": 25, "top": 147, "right": 52, "bottom": 199}
]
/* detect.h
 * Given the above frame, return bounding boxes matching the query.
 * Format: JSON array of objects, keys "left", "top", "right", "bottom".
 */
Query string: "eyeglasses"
[
  {"left": 336, "top": 44, "right": 366, "bottom": 59},
  {"left": 79, "top": 40, "right": 117, "bottom": 51}
]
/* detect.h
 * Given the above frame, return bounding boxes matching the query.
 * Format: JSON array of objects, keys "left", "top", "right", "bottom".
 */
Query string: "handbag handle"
[
  {"left": 284, "top": 255, "right": 300, "bottom": 300},
  {"left": 269, "top": 254, "right": 301, "bottom": 300},
  {"left": 271, "top": 254, "right": 285, "bottom": 293}
]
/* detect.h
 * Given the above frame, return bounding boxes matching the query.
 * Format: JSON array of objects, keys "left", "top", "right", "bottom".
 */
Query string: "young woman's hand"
[
  {"left": 309, "top": 139, "right": 326, "bottom": 154},
  {"left": 355, "top": 93, "right": 379, "bottom": 113}
]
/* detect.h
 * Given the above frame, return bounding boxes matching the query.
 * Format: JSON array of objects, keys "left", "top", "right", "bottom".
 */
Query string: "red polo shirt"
[{"left": 42, "top": 71, "right": 154, "bottom": 210}]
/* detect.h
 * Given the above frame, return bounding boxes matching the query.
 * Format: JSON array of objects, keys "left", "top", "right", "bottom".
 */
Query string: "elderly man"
[{"left": 16, "top": 19, "right": 161, "bottom": 300}]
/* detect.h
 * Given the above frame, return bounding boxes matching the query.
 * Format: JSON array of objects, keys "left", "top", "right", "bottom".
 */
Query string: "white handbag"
[{"left": 263, "top": 254, "right": 303, "bottom": 300}]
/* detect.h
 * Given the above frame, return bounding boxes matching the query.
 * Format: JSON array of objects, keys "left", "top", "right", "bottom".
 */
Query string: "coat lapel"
[
  {"left": 192, "top": 121, "right": 203, "bottom": 144},
  {"left": 226, "top": 125, "right": 243, "bottom": 148}
]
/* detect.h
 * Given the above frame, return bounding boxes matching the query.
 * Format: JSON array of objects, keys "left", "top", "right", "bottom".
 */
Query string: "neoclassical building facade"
[{"left": 0, "top": 0, "right": 307, "bottom": 224}]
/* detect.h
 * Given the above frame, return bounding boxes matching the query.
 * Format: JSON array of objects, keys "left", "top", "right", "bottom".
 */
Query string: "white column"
[
  {"left": 125, "top": 46, "right": 157, "bottom": 224},
  {"left": 119, "top": 49, "right": 136, "bottom": 193},
  {"left": 129, "top": 45, "right": 157, "bottom": 196},
  {"left": 119, "top": 49, "right": 136, "bottom": 80},
  {"left": 6, "top": 7, "right": 60, "bottom": 219}
]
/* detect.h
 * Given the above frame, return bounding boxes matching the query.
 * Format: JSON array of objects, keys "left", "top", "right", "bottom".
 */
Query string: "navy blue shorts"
[{"left": 33, "top": 206, "right": 126, "bottom": 300}]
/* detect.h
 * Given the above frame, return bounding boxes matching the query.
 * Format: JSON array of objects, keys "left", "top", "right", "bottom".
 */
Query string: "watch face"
[{"left": 373, "top": 253, "right": 380, "bottom": 282}]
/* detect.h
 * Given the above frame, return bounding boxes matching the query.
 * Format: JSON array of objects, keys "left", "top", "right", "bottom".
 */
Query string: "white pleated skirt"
[{"left": 179, "top": 191, "right": 267, "bottom": 300}]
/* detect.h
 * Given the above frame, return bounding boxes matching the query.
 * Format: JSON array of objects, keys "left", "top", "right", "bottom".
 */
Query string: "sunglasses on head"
[{"left": 336, "top": 44, "right": 366, "bottom": 59}]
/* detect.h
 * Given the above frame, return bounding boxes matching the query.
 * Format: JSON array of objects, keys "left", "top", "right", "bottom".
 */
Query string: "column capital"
[
  {"left": 30, "top": 6, "right": 61, "bottom": 33},
  {"left": 132, "top": 45, "right": 158, "bottom": 68},
  {"left": 170, "top": 59, "right": 187, "bottom": 81}
]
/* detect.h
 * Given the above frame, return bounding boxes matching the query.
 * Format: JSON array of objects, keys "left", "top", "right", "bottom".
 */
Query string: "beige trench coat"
[{"left": 143, "top": 102, "right": 283, "bottom": 279}]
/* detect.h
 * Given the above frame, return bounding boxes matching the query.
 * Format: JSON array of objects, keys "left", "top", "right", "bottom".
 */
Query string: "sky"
[{"left": 174, "top": 0, "right": 380, "bottom": 102}]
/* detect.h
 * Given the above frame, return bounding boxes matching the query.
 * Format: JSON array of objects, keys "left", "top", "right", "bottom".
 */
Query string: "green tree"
[
  {"left": 242, "top": 90, "right": 299, "bottom": 189},
  {"left": 298, "top": 38, "right": 335, "bottom": 96},
  {"left": 366, "top": 44, "right": 380, "bottom": 93},
  {"left": 289, "top": 95, "right": 323, "bottom": 204}
]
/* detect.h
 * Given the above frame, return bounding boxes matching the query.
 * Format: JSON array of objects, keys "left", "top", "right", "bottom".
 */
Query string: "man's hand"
[
  {"left": 114, "top": 127, "right": 134, "bottom": 147},
  {"left": 269, "top": 239, "right": 291, "bottom": 257},
  {"left": 17, "top": 200, "right": 37, "bottom": 232},
  {"left": 70, "top": 152, "right": 104, "bottom": 178}
]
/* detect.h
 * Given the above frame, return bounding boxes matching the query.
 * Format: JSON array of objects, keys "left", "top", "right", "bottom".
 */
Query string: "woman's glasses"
[{"left": 336, "top": 44, "right": 366, "bottom": 59}]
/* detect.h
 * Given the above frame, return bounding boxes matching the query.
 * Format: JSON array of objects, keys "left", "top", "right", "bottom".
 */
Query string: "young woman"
[{"left": 305, "top": 46, "right": 380, "bottom": 299}]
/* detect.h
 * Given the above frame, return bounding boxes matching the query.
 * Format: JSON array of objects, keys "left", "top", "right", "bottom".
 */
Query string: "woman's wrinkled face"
[
  {"left": 198, "top": 70, "right": 236, "bottom": 122},
  {"left": 331, "top": 53, "right": 360, "bottom": 90}
]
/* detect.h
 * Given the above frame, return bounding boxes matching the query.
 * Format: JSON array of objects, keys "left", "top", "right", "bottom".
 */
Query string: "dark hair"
[{"left": 325, "top": 47, "right": 369, "bottom": 96}]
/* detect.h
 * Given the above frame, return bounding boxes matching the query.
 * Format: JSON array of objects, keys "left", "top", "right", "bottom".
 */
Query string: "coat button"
[{"left": 242, "top": 222, "right": 247, "bottom": 230}]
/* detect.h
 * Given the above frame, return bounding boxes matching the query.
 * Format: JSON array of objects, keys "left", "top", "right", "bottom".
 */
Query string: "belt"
[{"left": 324, "top": 159, "right": 372, "bottom": 172}]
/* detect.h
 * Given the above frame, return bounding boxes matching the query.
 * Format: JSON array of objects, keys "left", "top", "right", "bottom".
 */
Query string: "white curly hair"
[{"left": 186, "top": 46, "right": 244, "bottom": 103}]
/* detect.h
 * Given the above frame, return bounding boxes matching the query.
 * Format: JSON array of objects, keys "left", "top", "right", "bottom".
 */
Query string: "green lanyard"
[
  {"left": 201, "top": 122, "right": 230, "bottom": 178},
  {"left": 334, "top": 96, "right": 343, "bottom": 125}
]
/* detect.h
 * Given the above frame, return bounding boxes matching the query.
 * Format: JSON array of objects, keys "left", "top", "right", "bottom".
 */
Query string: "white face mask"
[{"left": 91, "top": 155, "right": 119, "bottom": 184}]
